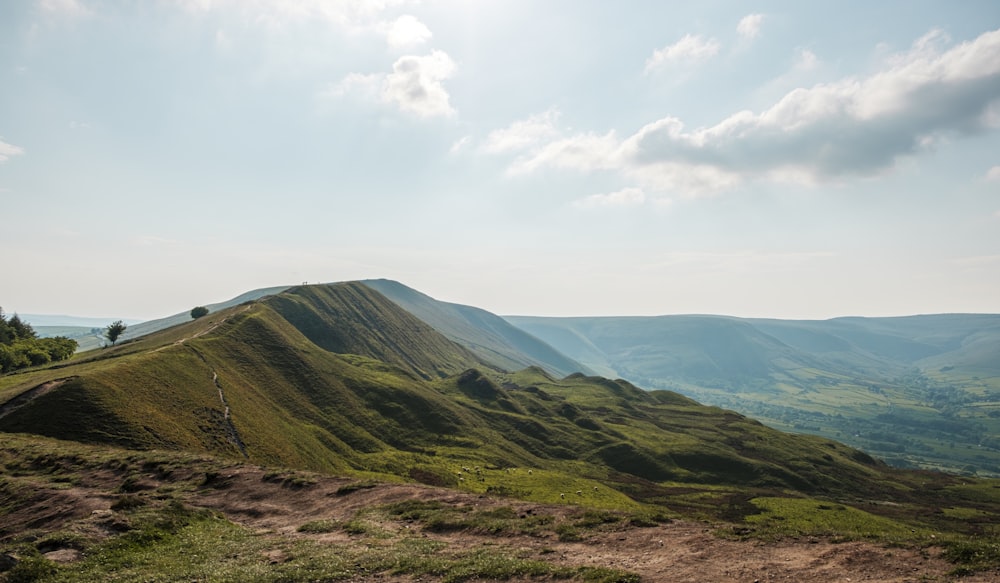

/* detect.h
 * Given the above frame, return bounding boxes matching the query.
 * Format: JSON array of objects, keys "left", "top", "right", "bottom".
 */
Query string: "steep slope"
[
  {"left": 361, "top": 279, "right": 587, "bottom": 377},
  {"left": 0, "top": 282, "right": 901, "bottom": 500},
  {"left": 506, "top": 313, "right": 1000, "bottom": 475},
  {"left": 264, "top": 282, "right": 489, "bottom": 379}
]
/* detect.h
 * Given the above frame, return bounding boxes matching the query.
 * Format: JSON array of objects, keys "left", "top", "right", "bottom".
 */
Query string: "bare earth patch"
[
  {"left": 190, "top": 468, "right": 996, "bottom": 582},
  {"left": 3, "top": 463, "right": 997, "bottom": 582}
]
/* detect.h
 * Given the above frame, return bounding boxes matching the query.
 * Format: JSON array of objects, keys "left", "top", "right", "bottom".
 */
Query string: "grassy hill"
[
  {"left": 117, "top": 285, "right": 292, "bottom": 343},
  {"left": 0, "top": 283, "right": 892, "bottom": 497},
  {"left": 2, "top": 282, "right": 1000, "bottom": 579},
  {"left": 506, "top": 314, "right": 1000, "bottom": 476},
  {"left": 362, "top": 279, "right": 588, "bottom": 377}
]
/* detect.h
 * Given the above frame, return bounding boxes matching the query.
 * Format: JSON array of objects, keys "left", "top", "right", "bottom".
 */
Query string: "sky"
[{"left": 2, "top": 0, "right": 1000, "bottom": 321}]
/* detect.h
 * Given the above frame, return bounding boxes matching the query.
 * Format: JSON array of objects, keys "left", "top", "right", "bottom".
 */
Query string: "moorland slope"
[
  {"left": 2, "top": 282, "right": 1000, "bottom": 579},
  {"left": 507, "top": 313, "right": 1000, "bottom": 475}
]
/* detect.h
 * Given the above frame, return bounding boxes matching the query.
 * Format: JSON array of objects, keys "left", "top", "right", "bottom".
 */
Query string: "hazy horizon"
[
  {"left": 14, "top": 279, "right": 1000, "bottom": 325},
  {"left": 2, "top": 1, "right": 999, "bottom": 321}
]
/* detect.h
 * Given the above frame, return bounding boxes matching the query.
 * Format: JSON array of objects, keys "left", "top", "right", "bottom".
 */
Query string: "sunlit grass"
[{"left": 742, "top": 497, "right": 931, "bottom": 542}]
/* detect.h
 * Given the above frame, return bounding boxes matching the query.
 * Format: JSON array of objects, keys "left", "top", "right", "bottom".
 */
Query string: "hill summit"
[
  {"left": 2, "top": 282, "right": 890, "bottom": 497},
  {"left": 2, "top": 281, "right": 1000, "bottom": 579}
]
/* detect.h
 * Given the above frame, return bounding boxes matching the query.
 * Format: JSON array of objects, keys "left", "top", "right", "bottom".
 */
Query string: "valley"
[
  {"left": 505, "top": 313, "right": 1000, "bottom": 477},
  {"left": 1, "top": 281, "right": 999, "bottom": 581}
]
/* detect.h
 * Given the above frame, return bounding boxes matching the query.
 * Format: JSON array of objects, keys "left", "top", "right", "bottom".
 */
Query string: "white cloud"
[
  {"left": 507, "top": 131, "right": 621, "bottom": 176},
  {"left": 498, "top": 26, "right": 1000, "bottom": 196},
  {"left": 482, "top": 110, "right": 560, "bottom": 154},
  {"left": 381, "top": 50, "right": 456, "bottom": 117},
  {"left": 0, "top": 138, "right": 25, "bottom": 163},
  {"left": 986, "top": 165, "right": 1000, "bottom": 182},
  {"left": 573, "top": 187, "right": 646, "bottom": 209},
  {"left": 737, "top": 14, "right": 764, "bottom": 40},
  {"left": 644, "top": 34, "right": 720, "bottom": 73},
  {"left": 383, "top": 14, "right": 431, "bottom": 50}
]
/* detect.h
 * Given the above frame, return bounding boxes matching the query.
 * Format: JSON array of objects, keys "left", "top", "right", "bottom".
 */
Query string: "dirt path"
[
  {"left": 189, "top": 468, "right": 993, "bottom": 583},
  {"left": 3, "top": 461, "right": 994, "bottom": 582},
  {"left": 211, "top": 370, "right": 248, "bottom": 457},
  {"left": 153, "top": 305, "right": 251, "bottom": 353}
]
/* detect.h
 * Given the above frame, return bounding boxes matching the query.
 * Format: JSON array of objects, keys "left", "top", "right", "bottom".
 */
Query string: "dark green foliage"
[
  {"left": 190, "top": 306, "right": 209, "bottom": 319},
  {"left": 591, "top": 443, "right": 677, "bottom": 482},
  {"left": 942, "top": 538, "right": 1000, "bottom": 574},
  {"left": 104, "top": 320, "right": 126, "bottom": 346},
  {"left": 0, "top": 309, "right": 77, "bottom": 373},
  {"left": 4, "top": 554, "right": 57, "bottom": 583},
  {"left": 3, "top": 313, "right": 35, "bottom": 341}
]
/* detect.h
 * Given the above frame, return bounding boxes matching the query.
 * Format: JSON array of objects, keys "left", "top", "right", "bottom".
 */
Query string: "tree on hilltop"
[
  {"left": 105, "top": 320, "right": 127, "bottom": 346},
  {"left": 190, "top": 306, "right": 209, "bottom": 319}
]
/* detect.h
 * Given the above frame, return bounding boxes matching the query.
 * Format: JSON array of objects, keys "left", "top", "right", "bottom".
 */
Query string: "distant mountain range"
[
  {"left": 22, "top": 315, "right": 146, "bottom": 328},
  {"left": 506, "top": 312, "right": 1000, "bottom": 475}
]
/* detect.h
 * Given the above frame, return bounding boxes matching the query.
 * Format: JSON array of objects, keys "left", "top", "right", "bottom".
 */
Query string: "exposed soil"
[{"left": 4, "top": 463, "right": 996, "bottom": 582}]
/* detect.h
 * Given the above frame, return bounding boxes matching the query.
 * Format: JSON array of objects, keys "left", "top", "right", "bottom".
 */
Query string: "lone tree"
[
  {"left": 105, "top": 320, "right": 127, "bottom": 346},
  {"left": 190, "top": 306, "right": 209, "bottom": 319}
]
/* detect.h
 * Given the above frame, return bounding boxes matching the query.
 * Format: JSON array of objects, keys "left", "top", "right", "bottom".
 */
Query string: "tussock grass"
[{"left": 740, "top": 497, "right": 930, "bottom": 543}]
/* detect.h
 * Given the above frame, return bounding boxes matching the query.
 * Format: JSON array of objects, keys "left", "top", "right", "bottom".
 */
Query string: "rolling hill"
[
  {"left": 506, "top": 313, "right": 1000, "bottom": 475},
  {"left": 2, "top": 281, "right": 1000, "bottom": 580},
  {"left": 0, "top": 282, "right": 889, "bottom": 495},
  {"left": 361, "top": 279, "right": 589, "bottom": 377}
]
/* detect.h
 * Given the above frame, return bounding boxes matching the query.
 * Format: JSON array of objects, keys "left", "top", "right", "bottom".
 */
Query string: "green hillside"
[
  {"left": 362, "top": 279, "right": 588, "bottom": 377},
  {"left": 2, "top": 282, "right": 1000, "bottom": 579},
  {"left": 117, "top": 285, "right": 292, "bottom": 343},
  {"left": 506, "top": 314, "right": 1000, "bottom": 476},
  {"left": 0, "top": 283, "right": 889, "bottom": 498}
]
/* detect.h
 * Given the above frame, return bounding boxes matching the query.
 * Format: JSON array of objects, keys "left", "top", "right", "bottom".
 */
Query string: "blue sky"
[{"left": 2, "top": 0, "right": 999, "bottom": 321}]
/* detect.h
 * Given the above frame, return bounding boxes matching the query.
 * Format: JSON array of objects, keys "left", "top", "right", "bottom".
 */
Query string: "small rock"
[{"left": 44, "top": 549, "right": 82, "bottom": 563}]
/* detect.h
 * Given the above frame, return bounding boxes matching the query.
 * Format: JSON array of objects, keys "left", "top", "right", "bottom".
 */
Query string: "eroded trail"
[
  {"left": 2, "top": 458, "right": 994, "bottom": 582},
  {"left": 189, "top": 468, "right": 992, "bottom": 583},
  {"left": 211, "top": 369, "right": 248, "bottom": 458},
  {"left": 154, "top": 305, "right": 251, "bottom": 352}
]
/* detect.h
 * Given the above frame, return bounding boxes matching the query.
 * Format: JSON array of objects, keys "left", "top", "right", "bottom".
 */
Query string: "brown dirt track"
[{"left": 3, "top": 463, "right": 997, "bottom": 582}]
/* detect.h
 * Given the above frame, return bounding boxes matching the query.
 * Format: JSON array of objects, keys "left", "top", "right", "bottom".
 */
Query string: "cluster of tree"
[{"left": 0, "top": 308, "right": 78, "bottom": 373}]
